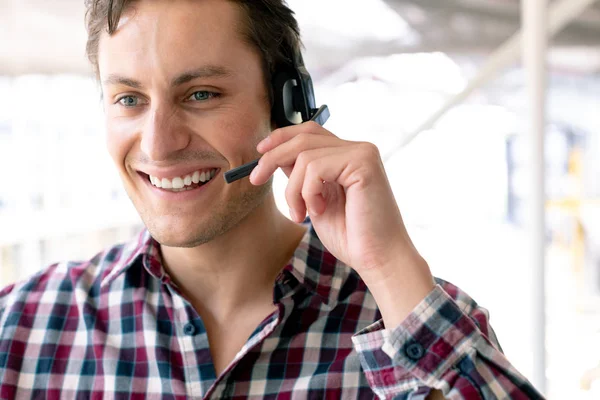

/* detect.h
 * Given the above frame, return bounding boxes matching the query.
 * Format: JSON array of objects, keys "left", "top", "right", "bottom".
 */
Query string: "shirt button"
[
  {"left": 405, "top": 342, "right": 425, "bottom": 361},
  {"left": 183, "top": 323, "right": 196, "bottom": 336}
]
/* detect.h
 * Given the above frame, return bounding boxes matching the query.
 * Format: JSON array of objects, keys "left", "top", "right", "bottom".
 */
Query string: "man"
[{"left": 0, "top": 0, "right": 543, "bottom": 398}]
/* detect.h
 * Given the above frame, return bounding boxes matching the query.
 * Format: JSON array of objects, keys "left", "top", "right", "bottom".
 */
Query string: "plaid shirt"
[{"left": 0, "top": 221, "right": 543, "bottom": 399}]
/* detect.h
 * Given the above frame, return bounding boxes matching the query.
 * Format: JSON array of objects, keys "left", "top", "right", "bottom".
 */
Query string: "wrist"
[{"left": 361, "top": 254, "right": 435, "bottom": 330}]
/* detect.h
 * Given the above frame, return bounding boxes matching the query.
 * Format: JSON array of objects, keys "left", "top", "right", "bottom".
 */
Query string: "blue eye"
[
  {"left": 194, "top": 91, "right": 209, "bottom": 101},
  {"left": 189, "top": 91, "right": 218, "bottom": 102},
  {"left": 118, "top": 96, "right": 139, "bottom": 107}
]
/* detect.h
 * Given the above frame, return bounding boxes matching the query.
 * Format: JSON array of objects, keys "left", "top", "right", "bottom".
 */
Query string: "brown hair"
[{"left": 85, "top": 0, "right": 302, "bottom": 96}]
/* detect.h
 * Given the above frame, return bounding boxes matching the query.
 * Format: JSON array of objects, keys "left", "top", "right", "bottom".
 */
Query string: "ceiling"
[
  {"left": 299, "top": 0, "right": 600, "bottom": 75},
  {"left": 0, "top": 0, "right": 599, "bottom": 76},
  {"left": 387, "top": 0, "right": 600, "bottom": 50}
]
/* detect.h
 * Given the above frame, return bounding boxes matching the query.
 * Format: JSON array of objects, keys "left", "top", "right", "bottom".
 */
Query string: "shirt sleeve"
[{"left": 351, "top": 279, "right": 545, "bottom": 399}]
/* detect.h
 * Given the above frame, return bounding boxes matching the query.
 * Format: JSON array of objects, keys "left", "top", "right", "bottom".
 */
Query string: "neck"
[{"left": 160, "top": 194, "right": 306, "bottom": 322}]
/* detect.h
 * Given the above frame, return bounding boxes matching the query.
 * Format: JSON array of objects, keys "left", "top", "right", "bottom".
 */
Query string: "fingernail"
[
  {"left": 250, "top": 167, "right": 258, "bottom": 183},
  {"left": 289, "top": 208, "right": 297, "bottom": 222},
  {"left": 257, "top": 136, "right": 270, "bottom": 150}
]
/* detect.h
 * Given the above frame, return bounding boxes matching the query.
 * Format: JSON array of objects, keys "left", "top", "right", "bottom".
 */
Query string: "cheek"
[
  {"left": 219, "top": 119, "right": 266, "bottom": 162},
  {"left": 105, "top": 115, "right": 140, "bottom": 171},
  {"left": 215, "top": 105, "right": 271, "bottom": 159}
]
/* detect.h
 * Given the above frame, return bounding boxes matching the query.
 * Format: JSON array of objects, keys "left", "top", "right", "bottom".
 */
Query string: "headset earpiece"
[
  {"left": 272, "top": 69, "right": 302, "bottom": 127},
  {"left": 271, "top": 49, "right": 318, "bottom": 128}
]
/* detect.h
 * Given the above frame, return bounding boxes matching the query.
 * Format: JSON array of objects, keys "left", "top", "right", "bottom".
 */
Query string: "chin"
[
  {"left": 140, "top": 205, "right": 246, "bottom": 248},
  {"left": 132, "top": 179, "right": 273, "bottom": 248},
  {"left": 143, "top": 215, "right": 222, "bottom": 248}
]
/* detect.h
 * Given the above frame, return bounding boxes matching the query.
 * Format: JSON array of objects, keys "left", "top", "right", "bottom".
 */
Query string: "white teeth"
[
  {"left": 192, "top": 171, "right": 200, "bottom": 184},
  {"left": 149, "top": 169, "right": 217, "bottom": 190},
  {"left": 161, "top": 178, "right": 172, "bottom": 189},
  {"left": 172, "top": 177, "right": 184, "bottom": 189}
]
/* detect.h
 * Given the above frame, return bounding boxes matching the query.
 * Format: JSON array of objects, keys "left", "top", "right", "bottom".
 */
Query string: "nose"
[{"left": 140, "top": 103, "right": 191, "bottom": 161}]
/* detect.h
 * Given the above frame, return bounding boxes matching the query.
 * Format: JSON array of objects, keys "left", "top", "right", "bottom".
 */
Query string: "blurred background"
[{"left": 1, "top": 0, "right": 599, "bottom": 398}]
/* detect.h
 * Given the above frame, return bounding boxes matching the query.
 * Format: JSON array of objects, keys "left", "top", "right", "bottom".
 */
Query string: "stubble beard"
[{"left": 132, "top": 179, "right": 273, "bottom": 248}]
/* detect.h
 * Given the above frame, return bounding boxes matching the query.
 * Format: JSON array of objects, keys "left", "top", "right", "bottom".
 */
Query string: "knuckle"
[
  {"left": 305, "top": 121, "right": 320, "bottom": 131},
  {"left": 258, "top": 153, "right": 273, "bottom": 169},
  {"left": 294, "top": 133, "right": 310, "bottom": 148},
  {"left": 270, "top": 128, "right": 283, "bottom": 139},
  {"left": 296, "top": 151, "right": 310, "bottom": 167},
  {"left": 285, "top": 184, "right": 298, "bottom": 202},
  {"left": 266, "top": 129, "right": 283, "bottom": 145},
  {"left": 305, "top": 160, "right": 319, "bottom": 180},
  {"left": 359, "top": 142, "right": 380, "bottom": 159},
  {"left": 301, "top": 180, "right": 312, "bottom": 198},
  {"left": 305, "top": 159, "right": 315, "bottom": 172}
]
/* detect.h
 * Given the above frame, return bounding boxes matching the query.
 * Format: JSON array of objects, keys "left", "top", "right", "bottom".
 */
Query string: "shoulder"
[{"left": 0, "top": 234, "right": 144, "bottom": 330}]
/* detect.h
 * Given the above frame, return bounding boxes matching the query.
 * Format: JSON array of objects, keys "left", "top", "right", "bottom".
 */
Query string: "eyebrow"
[
  {"left": 102, "top": 65, "right": 234, "bottom": 89},
  {"left": 171, "top": 66, "right": 233, "bottom": 86}
]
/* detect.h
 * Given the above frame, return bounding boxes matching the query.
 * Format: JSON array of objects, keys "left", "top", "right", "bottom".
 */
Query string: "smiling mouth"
[{"left": 140, "top": 168, "right": 219, "bottom": 192}]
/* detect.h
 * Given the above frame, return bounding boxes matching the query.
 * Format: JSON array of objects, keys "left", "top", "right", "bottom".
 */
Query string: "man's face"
[{"left": 98, "top": 0, "right": 272, "bottom": 247}]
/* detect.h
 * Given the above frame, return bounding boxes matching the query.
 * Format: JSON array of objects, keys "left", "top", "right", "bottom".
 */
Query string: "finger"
[
  {"left": 300, "top": 143, "right": 381, "bottom": 215},
  {"left": 301, "top": 150, "right": 349, "bottom": 216},
  {"left": 257, "top": 121, "right": 336, "bottom": 154},
  {"left": 250, "top": 133, "right": 345, "bottom": 185},
  {"left": 284, "top": 149, "right": 315, "bottom": 222},
  {"left": 286, "top": 146, "right": 349, "bottom": 221}
]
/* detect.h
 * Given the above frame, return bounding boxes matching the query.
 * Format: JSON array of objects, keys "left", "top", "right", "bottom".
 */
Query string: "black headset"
[
  {"left": 271, "top": 47, "right": 328, "bottom": 128},
  {"left": 223, "top": 46, "right": 329, "bottom": 184}
]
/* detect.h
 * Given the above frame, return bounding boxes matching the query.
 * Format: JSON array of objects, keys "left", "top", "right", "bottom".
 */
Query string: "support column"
[{"left": 522, "top": 0, "right": 548, "bottom": 394}]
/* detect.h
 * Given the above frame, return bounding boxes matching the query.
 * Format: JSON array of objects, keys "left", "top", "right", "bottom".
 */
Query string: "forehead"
[{"left": 97, "top": 0, "right": 257, "bottom": 81}]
